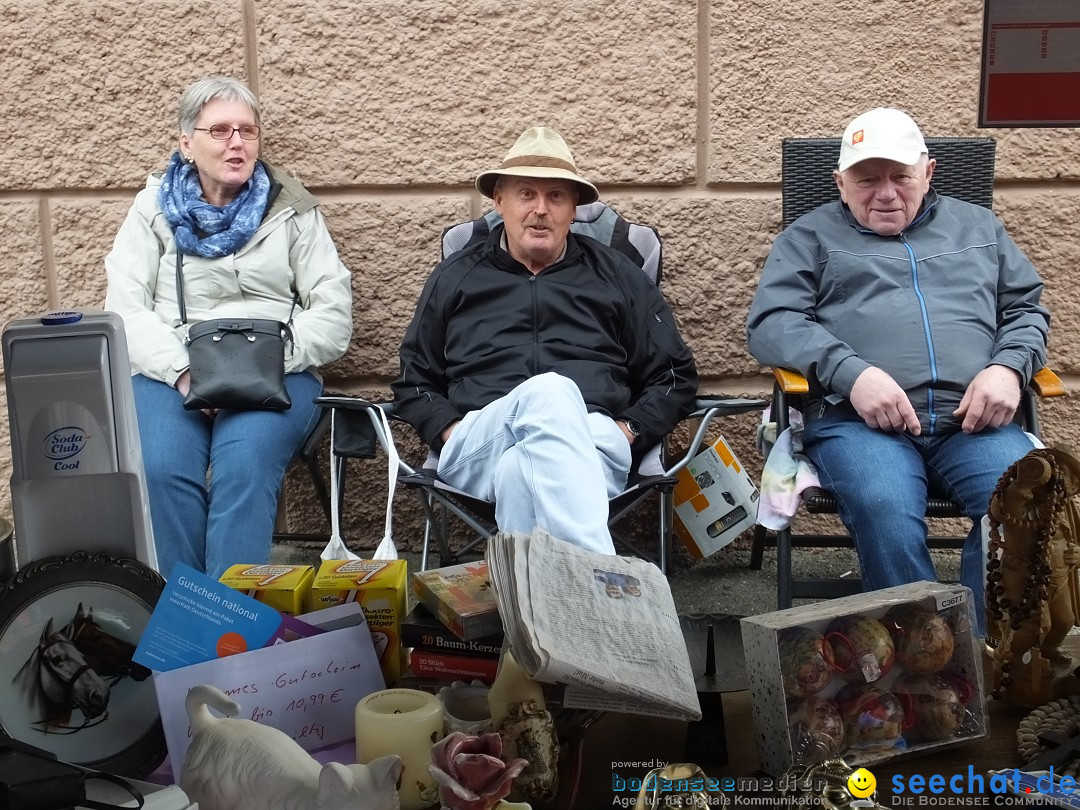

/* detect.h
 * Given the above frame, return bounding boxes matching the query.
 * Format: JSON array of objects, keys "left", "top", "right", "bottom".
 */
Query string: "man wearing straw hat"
[{"left": 393, "top": 127, "right": 697, "bottom": 555}]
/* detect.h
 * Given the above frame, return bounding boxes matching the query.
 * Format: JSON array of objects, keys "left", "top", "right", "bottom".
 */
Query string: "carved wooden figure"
[{"left": 987, "top": 444, "right": 1080, "bottom": 706}]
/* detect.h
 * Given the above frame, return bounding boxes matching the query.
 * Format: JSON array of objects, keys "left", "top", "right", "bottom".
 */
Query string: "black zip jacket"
[{"left": 393, "top": 224, "right": 698, "bottom": 455}]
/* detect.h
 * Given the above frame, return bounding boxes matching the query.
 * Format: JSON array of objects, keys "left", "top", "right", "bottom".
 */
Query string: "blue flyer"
[{"left": 133, "top": 563, "right": 286, "bottom": 671}]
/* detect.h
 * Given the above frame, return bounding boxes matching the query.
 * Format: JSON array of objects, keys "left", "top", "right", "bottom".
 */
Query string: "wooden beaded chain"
[{"left": 986, "top": 449, "right": 1068, "bottom": 699}]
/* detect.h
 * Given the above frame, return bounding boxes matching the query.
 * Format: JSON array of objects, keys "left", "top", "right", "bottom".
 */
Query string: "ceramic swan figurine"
[{"left": 180, "top": 684, "right": 402, "bottom": 810}]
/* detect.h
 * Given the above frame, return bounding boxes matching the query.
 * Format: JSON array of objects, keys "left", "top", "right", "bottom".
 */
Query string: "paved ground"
[{"left": 272, "top": 535, "right": 964, "bottom": 619}]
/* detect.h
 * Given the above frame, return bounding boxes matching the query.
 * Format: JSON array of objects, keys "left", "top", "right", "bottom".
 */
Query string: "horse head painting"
[
  {"left": 0, "top": 554, "right": 168, "bottom": 777},
  {"left": 13, "top": 614, "right": 111, "bottom": 732},
  {"left": 67, "top": 603, "right": 151, "bottom": 683}
]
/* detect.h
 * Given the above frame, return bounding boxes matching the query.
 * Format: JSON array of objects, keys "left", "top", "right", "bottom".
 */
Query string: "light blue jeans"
[
  {"left": 803, "top": 406, "right": 1035, "bottom": 635},
  {"left": 436, "top": 373, "right": 631, "bottom": 555},
  {"left": 132, "top": 372, "right": 323, "bottom": 579}
]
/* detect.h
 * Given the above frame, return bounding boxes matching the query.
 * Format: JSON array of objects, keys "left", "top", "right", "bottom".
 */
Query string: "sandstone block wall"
[{"left": 1, "top": 0, "right": 1077, "bottom": 556}]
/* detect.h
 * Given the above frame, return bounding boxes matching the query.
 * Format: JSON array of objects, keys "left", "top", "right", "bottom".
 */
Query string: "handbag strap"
[
  {"left": 175, "top": 251, "right": 188, "bottom": 325},
  {"left": 174, "top": 251, "right": 300, "bottom": 329}
]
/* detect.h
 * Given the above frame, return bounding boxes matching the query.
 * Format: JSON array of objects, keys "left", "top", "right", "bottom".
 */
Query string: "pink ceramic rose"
[{"left": 428, "top": 731, "right": 528, "bottom": 810}]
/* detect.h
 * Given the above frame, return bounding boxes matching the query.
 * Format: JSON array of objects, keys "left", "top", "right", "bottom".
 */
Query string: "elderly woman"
[{"left": 105, "top": 75, "right": 352, "bottom": 579}]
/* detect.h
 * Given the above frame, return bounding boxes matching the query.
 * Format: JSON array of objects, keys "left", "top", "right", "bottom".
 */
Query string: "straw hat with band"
[{"left": 475, "top": 126, "right": 599, "bottom": 205}]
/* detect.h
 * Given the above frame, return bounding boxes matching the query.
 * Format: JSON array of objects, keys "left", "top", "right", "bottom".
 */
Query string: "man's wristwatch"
[{"left": 623, "top": 419, "right": 642, "bottom": 439}]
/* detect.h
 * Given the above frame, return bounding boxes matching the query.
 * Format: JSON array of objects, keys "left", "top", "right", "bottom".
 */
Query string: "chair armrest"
[
  {"left": 313, "top": 396, "right": 414, "bottom": 473},
  {"left": 768, "top": 366, "right": 1064, "bottom": 398},
  {"left": 664, "top": 396, "right": 768, "bottom": 478},
  {"left": 689, "top": 396, "right": 769, "bottom": 419},
  {"left": 766, "top": 366, "right": 1062, "bottom": 443},
  {"left": 1031, "top": 367, "right": 1066, "bottom": 398},
  {"left": 314, "top": 395, "right": 397, "bottom": 416},
  {"left": 772, "top": 368, "right": 809, "bottom": 395}
]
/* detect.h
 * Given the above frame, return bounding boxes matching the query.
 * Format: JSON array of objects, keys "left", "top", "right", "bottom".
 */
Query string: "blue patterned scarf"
[{"left": 158, "top": 152, "right": 271, "bottom": 258}]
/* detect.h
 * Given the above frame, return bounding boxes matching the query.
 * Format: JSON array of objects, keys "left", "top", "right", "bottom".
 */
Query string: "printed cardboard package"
[
  {"left": 412, "top": 559, "right": 502, "bottom": 641},
  {"left": 672, "top": 435, "right": 759, "bottom": 559},
  {"left": 218, "top": 563, "right": 315, "bottom": 616},
  {"left": 307, "top": 559, "right": 408, "bottom": 685}
]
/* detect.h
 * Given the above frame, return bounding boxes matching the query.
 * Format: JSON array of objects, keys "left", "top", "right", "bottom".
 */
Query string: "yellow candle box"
[
  {"left": 307, "top": 559, "right": 408, "bottom": 685},
  {"left": 218, "top": 563, "right": 315, "bottom": 616}
]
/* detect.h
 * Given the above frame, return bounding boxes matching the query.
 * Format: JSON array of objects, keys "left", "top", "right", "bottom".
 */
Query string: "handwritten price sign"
[
  {"left": 153, "top": 624, "right": 385, "bottom": 772},
  {"left": 283, "top": 689, "right": 342, "bottom": 714}
]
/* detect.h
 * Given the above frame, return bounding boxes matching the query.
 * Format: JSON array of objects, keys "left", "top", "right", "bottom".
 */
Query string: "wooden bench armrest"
[
  {"left": 772, "top": 367, "right": 810, "bottom": 395},
  {"left": 770, "top": 366, "right": 1064, "bottom": 399},
  {"left": 1031, "top": 367, "right": 1066, "bottom": 398}
]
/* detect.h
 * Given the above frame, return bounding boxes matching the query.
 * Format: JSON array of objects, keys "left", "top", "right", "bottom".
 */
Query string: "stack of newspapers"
[{"left": 486, "top": 527, "right": 702, "bottom": 721}]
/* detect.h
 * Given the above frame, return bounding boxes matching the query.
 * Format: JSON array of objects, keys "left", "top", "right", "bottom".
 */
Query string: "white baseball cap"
[{"left": 837, "top": 108, "right": 928, "bottom": 172}]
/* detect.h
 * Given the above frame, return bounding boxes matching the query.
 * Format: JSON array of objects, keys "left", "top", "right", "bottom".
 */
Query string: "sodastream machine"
[{"left": 2, "top": 309, "right": 158, "bottom": 572}]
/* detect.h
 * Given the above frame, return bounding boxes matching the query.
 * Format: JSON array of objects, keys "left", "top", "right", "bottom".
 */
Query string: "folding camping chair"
[
  {"left": 318, "top": 201, "right": 765, "bottom": 571},
  {"left": 748, "top": 136, "right": 1065, "bottom": 608}
]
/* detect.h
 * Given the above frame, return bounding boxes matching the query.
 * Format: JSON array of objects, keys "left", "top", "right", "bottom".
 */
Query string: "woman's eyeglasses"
[{"left": 194, "top": 124, "right": 261, "bottom": 141}]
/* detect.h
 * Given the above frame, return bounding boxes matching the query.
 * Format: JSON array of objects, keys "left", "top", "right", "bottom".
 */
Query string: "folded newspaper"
[{"left": 486, "top": 528, "right": 702, "bottom": 721}]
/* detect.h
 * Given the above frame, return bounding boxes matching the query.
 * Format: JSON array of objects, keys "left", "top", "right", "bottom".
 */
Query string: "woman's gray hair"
[{"left": 177, "top": 76, "right": 261, "bottom": 135}]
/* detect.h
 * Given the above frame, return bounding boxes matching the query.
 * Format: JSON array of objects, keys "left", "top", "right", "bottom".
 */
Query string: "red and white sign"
[{"left": 980, "top": 0, "right": 1080, "bottom": 126}]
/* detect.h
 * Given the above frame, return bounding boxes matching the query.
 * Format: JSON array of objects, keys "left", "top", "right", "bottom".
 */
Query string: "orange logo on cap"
[{"left": 852, "top": 129, "right": 864, "bottom": 145}]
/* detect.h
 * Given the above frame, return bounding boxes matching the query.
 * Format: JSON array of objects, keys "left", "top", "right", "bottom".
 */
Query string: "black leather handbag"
[{"left": 175, "top": 253, "right": 295, "bottom": 411}]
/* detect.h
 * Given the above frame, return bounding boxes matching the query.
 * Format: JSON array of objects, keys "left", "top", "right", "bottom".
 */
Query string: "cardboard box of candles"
[{"left": 306, "top": 558, "right": 409, "bottom": 685}]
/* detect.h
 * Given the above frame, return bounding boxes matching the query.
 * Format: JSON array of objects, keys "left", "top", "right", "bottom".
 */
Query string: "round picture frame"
[{"left": 0, "top": 550, "right": 166, "bottom": 776}]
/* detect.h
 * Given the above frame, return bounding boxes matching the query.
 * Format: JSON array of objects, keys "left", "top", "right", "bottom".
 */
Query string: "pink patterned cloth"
[{"left": 755, "top": 408, "right": 821, "bottom": 531}]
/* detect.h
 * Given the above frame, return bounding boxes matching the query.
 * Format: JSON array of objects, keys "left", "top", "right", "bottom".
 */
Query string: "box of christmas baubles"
[{"left": 740, "top": 581, "right": 986, "bottom": 776}]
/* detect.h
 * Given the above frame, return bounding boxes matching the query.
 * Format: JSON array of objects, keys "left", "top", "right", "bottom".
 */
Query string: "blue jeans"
[
  {"left": 803, "top": 407, "right": 1035, "bottom": 635},
  {"left": 436, "top": 373, "right": 632, "bottom": 554},
  {"left": 132, "top": 372, "right": 323, "bottom": 579}
]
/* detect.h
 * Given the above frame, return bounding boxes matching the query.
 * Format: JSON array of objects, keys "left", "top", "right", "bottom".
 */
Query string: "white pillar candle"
[{"left": 355, "top": 688, "right": 444, "bottom": 810}]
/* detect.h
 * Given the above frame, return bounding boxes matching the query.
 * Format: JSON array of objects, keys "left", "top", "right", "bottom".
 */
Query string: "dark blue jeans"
[{"left": 803, "top": 407, "right": 1035, "bottom": 635}]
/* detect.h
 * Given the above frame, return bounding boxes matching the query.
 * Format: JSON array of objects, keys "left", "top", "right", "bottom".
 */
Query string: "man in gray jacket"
[{"left": 746, "top": 107, "right": 1049, "bottom": 630}]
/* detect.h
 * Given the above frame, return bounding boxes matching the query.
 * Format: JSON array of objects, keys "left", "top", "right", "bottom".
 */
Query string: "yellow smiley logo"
[{"left": 847, "top": 767, "right": 876, "bottom": 798}]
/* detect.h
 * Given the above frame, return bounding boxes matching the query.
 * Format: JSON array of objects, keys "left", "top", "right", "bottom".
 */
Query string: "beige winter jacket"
[{"left": 104, "top": 162, "right": 352, "bottom": 386}]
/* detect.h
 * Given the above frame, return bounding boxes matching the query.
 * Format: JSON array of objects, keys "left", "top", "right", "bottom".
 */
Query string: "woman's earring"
[{"left": 184, "top": 154, "right": 194, "bottom": 165}]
